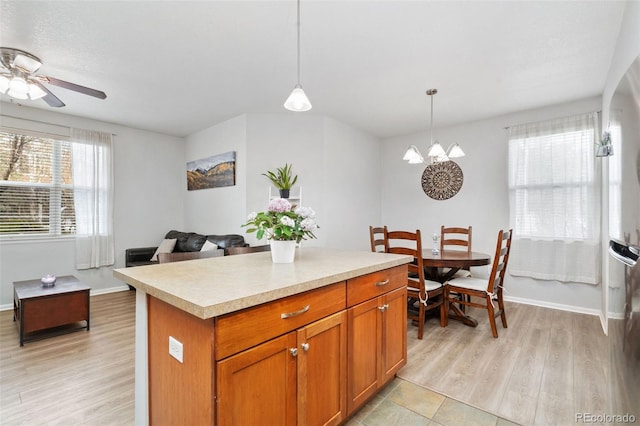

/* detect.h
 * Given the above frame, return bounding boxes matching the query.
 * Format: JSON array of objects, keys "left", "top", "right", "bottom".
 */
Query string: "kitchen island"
[{"left": 114, "top": 247, "right": 412, "bottom": 426}]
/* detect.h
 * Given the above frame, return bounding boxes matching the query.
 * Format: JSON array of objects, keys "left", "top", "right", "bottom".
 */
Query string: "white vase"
[{"left": 270, "top": 240, "right": 297, "bottom": 263}]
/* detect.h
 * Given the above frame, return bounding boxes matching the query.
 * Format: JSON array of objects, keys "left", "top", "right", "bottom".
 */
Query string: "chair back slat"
[
  {"left": 369, "top": 226, "right": 388, "bottom": 253},
  {"left": 441, "top": 225, "right": 472, "bottom": 254},
  {"left": 387, "top": 229, "right": 425, "bottom": 298},
  {"left": 486, "top": 229, "right": 513, "bottom": 294}
]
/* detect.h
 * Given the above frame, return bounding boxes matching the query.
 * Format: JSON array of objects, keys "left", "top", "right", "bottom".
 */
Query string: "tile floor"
[{"left": 345, "top": 378, "right": 521, "bottom": 426}]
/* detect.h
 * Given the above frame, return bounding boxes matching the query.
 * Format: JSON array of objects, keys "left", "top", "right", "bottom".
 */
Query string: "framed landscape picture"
[{"left": 187, "top": 151, "right": 236, "bottom": 190}]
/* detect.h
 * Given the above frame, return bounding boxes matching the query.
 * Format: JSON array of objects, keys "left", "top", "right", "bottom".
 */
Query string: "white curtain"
[
  {"left": 71, "top": 128, "right": 114, "bottom": 269},
  {"left": 508, "top": 112, "right": 601, "bottom": 284}
]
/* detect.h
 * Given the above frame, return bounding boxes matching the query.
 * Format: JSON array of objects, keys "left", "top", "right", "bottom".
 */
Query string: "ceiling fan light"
[
  {"left": 9, "top": 76, "right": 29, "bottom": 96},
  {"left": 403, "top": 145, "right": 424, "bottom": 163},
  {"left": 28, "top": 83, "right": 46, "bottom": 100},
  {"left": 446, "top": 143, "right": 465, "bottom": 158},
  {"left": 0, "top": 74, "right": 9, "bottom": 93},
  {"left": 284, "top": 85, "right": 312, "bottom": 112},
  {"left": 7, "top": 88, "right": 28, "bottom": 99},
  {"left": 14, "top": 53, "right": 42, "bottom": 73}
]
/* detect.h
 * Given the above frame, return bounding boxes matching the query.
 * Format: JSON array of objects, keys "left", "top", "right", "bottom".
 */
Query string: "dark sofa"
[{"left": 125, "top": 230, "right": 248, "bottom": 267}]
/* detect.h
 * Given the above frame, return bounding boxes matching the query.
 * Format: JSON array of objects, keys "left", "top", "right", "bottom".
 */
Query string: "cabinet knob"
[
  {"left": 301, "top": 342, "right": 310, "bottom": 352},
  {"left": 290, "top": 348, "right": 298, "bottom": 357},
  {"left": 378, "top": 304, "right": 389, "bottom": 311}
]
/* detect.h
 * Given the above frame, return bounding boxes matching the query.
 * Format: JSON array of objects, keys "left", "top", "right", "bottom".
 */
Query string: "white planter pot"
[{"left": 270, "top": 240, "right": 297, "bottom": 263}]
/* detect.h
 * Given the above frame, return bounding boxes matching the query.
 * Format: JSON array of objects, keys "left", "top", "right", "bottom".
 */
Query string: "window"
[
  {"left": 608, "top": 113, "right": 622, "bottom": 240},
  {"left": 507, "top": 112, "right": 601, "bottom": 284},
  {"left": 0, "top": 129, "right": 76, "bottom": 236}
]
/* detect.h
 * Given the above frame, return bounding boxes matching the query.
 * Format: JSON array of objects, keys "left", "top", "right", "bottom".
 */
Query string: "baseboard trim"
[
  {"left": 504, "top": 295, "right": 625, "bottom": 320},
  {"left": 0, "top": 285, "right": 131, "bottom": 312},
  {"left": 504, "top": 295, "right": 601, "bottom": 316}
]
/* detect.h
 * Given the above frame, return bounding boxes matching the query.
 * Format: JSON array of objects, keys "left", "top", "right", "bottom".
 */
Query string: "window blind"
[
  {"left": 507, "top": 112, "right": 601, "bottom": 284},
  {"left": 0, "top": 130, "right": 76, "bottom": 236}
]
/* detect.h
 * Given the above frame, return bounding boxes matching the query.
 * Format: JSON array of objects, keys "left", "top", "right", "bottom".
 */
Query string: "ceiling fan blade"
[
  {"left": 42, "top": 76, "right": 107, "bottom": 99},
  {"left": 33, "top": 80, "right": 65, "bottom": 107}
]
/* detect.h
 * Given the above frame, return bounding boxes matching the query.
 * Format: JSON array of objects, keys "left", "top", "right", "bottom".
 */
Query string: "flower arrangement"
[{"left": 243, "top": 198, "right": 318, "bottom": 243}]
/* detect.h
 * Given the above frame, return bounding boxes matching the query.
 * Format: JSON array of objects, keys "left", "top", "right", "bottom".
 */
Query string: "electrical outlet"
[{"left": 169, "top": 336, "right": 183, "bottom": 363}]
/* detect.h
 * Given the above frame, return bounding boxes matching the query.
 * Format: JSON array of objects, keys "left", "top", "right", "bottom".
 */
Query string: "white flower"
[
  {"left": 280, "top": 216, "right": 295, "bottom": 227},
  {"left": 295, "top": 206, "right": 316, "bottom": 219},
  {"left": 247, "top": 212, "right": 257, "bottom": 221},
  {"left": 301, "top": 218, "right": 317, "bottom": 231}
]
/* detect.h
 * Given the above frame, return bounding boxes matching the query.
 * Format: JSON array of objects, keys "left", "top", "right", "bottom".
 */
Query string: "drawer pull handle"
[
  {"left": 375, "top": 279, "right": 390, "bottom": 287},
  {"left": 281, "top": 305, "right": 310, "bottom": 319}
]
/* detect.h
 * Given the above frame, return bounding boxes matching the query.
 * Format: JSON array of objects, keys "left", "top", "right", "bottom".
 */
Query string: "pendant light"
[
  {"left": 284, "top": 0, "right": 312, "bottom": 112},
  {"left": 403, "top": 89, "right": 465, "bottom": 164}
]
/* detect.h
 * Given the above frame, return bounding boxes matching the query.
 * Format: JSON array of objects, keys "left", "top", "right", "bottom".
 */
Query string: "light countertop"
[{"left": 113, "top": 247, "right": 412, "bottom": 319}]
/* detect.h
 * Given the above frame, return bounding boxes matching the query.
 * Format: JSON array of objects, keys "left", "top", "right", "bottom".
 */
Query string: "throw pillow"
[
  {"left": 150, "top": 238, "right": 177, "bottom": 261},
  {"left": 200, "top": 240, "right": 218, "bottom": 252}
]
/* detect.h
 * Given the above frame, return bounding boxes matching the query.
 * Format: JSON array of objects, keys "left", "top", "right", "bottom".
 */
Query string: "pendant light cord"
[
  {"left": 296, "top": 0, "right": 301, "bottom": 86},
  {"left": 430, "top": 92, "right": 434, "bottom": 144}
]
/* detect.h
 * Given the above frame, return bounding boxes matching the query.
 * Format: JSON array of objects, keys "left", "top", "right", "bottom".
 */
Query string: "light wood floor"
[
  {"left": 397, "top": 298, "right": 632, "bottom": 426},
  {"left": 1, "top": 291, "right": 633, "bottom": 426},
  {"left": 0, "top": 290, "right": 135, "bottom": 425}
]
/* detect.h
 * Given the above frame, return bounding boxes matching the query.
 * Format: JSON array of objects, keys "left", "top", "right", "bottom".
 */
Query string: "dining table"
[{"left": 421, "top": 249, "right": 492, "bottom": 327}]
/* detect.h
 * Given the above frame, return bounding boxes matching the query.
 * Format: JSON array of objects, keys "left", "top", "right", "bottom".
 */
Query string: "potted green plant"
[
  {"left": 596, "top": 130, "right": 613, "bottom": 157},
  {"left": 262, "top": 163, "right": 298, "bottom": 198}
]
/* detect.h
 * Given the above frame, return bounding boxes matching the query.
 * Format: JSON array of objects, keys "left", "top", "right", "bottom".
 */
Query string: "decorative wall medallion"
[{"left": 421, "top": 160, "right": 464, "bottom": 200}]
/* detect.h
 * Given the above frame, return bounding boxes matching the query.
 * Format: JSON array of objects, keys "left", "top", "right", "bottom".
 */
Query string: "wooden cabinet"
[
  {"left": 145, "top": 264, "right": 407, "bottom": 426},
  {"left": 217, "top": 311, "right": 347, "bottom": 426},
  {"left": 297, "top": 311, "right": 347, "bottom": 426},
  {"left": 347, "top": 272, "right": 407, "bottom": 415}
]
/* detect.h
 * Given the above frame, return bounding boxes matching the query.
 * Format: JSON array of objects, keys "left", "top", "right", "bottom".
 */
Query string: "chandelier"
[{"left": 403, "top": 89, "right": 465, "bottom": 164}]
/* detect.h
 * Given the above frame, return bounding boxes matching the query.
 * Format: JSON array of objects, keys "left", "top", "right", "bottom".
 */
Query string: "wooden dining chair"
[
  {"left": 227, "top": 245, "right": 271, "bottom": 255},
  {"left": 369, "top": 226, "right": 388, "bottom": 253},
  {"left": 444, "top": 229, "right": 513, "bottom": 338},
  {"left": 386, "top": 229, "right": 446, "bottom": 339},
  {"left": 440, "top": 225, "right": 472, "bottom": 278}
]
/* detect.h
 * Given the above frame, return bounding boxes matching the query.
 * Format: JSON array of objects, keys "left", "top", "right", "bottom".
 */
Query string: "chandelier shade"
[
  {"left": 446, "top": 143, "right": 465, "bottom": 158},
  {"left": 402, "top": 145, "right": 424, "bottom": 164}
]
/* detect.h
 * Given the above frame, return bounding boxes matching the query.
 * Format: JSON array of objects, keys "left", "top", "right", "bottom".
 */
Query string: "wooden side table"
[{"left": 13, "top": 275, "right": 91, "bottom": 346}]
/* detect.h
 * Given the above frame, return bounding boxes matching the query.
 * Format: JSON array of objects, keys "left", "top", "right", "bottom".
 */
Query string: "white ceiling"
[{"left": 0, "top": 1, "right": 627, "bottom": 139}]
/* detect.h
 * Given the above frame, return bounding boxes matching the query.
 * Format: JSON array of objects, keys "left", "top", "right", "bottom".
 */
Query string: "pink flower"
[{"left": 268, "top": 198, "right": 292, "bottom": 213}]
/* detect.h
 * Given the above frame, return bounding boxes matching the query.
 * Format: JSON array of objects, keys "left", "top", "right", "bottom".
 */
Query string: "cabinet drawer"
[
  {"left": 215, "top": 282, "right": 346, "bottom": 360},
  {"left": 346, "top": 266, "right": 406, "bottom": 307}
]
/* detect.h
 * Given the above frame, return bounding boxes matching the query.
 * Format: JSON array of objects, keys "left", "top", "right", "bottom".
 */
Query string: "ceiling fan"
[{"left": 0, "top": 47, "right": 107, "bottom": 108}]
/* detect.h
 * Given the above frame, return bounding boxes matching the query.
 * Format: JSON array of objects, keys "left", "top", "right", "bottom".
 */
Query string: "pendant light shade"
[
  {"left": 284, "top": 0, "right": 312, "bottom": 112},
  {"left": 284, "top": 84, "right": 312, "bottom": 112}
]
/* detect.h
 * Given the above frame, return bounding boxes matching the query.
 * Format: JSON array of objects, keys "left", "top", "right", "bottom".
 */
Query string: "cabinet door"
[
  {"left": 297, "top": 311, "right": 347, "bottom": 426},
  {"left": 381, "top": 286, "right": 407, "bottom": 384},
  {"left": 217, "top": 332, "right": 297, "bottom": 426},
  {"left": 347, "top": 297, "right": 381, "bottom": 415}
]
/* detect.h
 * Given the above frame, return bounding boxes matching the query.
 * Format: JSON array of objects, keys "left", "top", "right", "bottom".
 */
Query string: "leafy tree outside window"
[{"left": 0, "top": 130, "right": 76, "bottom": 236}]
